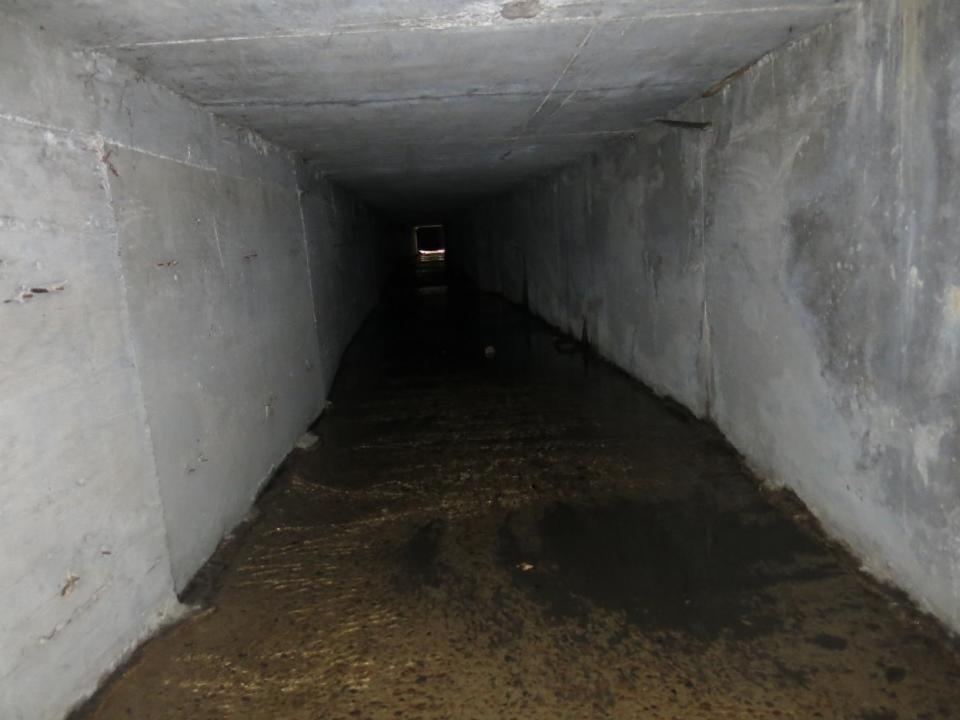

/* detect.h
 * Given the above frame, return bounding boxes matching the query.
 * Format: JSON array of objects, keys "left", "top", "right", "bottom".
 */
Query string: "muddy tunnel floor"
[{"left": 79, "top": 264, "right": 960, "bottom": 720}]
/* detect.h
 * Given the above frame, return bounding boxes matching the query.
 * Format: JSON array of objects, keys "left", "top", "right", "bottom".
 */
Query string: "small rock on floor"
[{"left": 295, "top": 432, "right": 319, "bottom": 450}]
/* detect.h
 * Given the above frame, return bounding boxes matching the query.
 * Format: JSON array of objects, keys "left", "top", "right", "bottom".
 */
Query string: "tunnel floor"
[{"left": 80, "top": 262, "right": 960, "bottom": 720}]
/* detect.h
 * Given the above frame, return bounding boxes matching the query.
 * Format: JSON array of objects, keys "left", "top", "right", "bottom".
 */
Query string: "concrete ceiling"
[{"left": 3, "top": 0, "right": 851, "bottom": 219}]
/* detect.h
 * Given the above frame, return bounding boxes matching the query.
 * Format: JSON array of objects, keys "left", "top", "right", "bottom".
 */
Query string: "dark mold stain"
[
  {"left": 400, "top": 518, "right": 448, "bottom": 588},
  {"left": 810, "top": 633, "right": 849, "bottom": 651},
  {"left": 884, "top": 666, "right": 907, "bottom": 683},
  {"left": 498, "top": 493, "right": 831, "bottom": 641}
]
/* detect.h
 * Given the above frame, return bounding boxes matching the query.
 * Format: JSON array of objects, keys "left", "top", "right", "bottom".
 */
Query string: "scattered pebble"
[{"left": 295, "top": 432, "right": 319, "bottom": 450}]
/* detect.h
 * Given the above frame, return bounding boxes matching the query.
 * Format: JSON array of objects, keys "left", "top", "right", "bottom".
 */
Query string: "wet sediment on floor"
[{"left": 78, "top": 264, "right": 960, "bottom": 719}]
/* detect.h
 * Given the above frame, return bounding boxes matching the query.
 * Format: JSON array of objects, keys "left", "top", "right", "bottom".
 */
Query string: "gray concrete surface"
[
  {"left": 0, "top": 79, "right": 181, "bottom": 720},
  {"left": 0, "top": 13, "right": 394, "bottom": 720},
  {"left": 4, "top": 0, "right": 958, "bottom": 717},
  {"left": 106, "top": 146, "right": 322, "bottom": 592},
  {"left": 0, "top": 0, "right": 852, "bottom": 220},
  {"left": 453, "top": 0, "right": 960, "bottom": 634}
]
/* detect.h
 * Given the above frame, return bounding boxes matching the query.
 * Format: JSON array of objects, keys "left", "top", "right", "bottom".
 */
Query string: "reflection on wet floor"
[{"left": 79, "top": 263, "right": 960, "bottom": 719}]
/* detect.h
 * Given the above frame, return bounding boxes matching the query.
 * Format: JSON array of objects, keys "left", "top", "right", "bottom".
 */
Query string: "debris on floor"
[
  {"left": 295, "top": 432, "right": 319, "bottom": 450},
  {"left": 59, "top": 574, "right": 79, "bottom": 597}
]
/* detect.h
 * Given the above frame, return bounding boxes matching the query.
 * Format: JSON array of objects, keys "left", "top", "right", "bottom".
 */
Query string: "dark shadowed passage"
[{"left": 77, "top": 264, "right": 960, "bottom": 719}]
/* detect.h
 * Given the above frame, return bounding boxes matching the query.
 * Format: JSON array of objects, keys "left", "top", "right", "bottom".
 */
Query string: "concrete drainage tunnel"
[{"left": 4, "top": 1, "right": 960, "bottom": 718}]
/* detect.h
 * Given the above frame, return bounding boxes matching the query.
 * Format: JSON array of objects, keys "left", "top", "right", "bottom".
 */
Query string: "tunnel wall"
[
  {"left": 300, "top": 170, "right": 398, "bottom": 389},
  {"left": 0, "top": 16, "right": 390, "bottom": 720},
  {"left": 105, "top": 147, "right": 325, "bottom": 595},
  {"left": 453, "top": 0, "right": 960, "bottom": 633},
  {"left": 452, "top": 126, "right": 707, "bottom": 414}
]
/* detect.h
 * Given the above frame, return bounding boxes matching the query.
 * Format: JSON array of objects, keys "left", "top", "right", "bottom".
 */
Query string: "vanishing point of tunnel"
[{"left": 3, "top": 1, "right": 960, "bottom": 719}]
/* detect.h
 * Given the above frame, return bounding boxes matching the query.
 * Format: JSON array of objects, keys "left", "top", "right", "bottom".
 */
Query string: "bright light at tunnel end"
[{"left": 414, "top": 223, "right": 446, "bottom": 257}]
